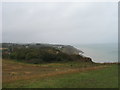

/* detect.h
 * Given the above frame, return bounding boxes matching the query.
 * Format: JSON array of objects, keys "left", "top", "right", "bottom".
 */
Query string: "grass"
[
  {"left": 2, "top": 59, "right": 118, "bottom": 88},
  {"left": 27, "top": 65, "right": 118, "bottom": 88}
]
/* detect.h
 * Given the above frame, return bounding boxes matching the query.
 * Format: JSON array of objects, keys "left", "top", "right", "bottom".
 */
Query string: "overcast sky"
[{"left": 2, "top": 2, "right": 118, "bottom": 44}]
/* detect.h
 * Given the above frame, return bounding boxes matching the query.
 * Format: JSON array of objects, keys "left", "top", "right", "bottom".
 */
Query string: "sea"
[{"left": 73, "top": 43, "right": 118, "bottom": 63}]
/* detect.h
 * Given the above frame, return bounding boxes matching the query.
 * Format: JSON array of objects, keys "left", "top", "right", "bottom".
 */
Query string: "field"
[{"left": 2, "top": 59, "right": 118, "bottom": 88}]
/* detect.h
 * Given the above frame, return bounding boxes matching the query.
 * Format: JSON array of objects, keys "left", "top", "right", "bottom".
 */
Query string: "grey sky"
[
  {"left": 0, "top": 3, "right": 2, "bottom": 43},
  {"left": 2, "top": 2, "right": 118, "bottom": 44}
]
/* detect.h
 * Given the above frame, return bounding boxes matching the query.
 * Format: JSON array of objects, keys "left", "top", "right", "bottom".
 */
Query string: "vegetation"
[
  {"left": 3, "top": 60, "right": 118, "bottom": 88},
  {"left": 2, "top": 43, "right": 118, "bottom": 88},
  {"left": 2, "top": 46, "right": 92, "bottom": 64}
]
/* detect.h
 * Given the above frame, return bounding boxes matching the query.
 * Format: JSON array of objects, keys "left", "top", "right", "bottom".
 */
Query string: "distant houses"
[{"left": 2, "top": 43, "right": 84, "bottom": 55}]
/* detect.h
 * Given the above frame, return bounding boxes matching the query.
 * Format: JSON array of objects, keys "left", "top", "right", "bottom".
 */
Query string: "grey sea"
[{"left": 73, "top": 43, "right": 118, "bottom": 63}]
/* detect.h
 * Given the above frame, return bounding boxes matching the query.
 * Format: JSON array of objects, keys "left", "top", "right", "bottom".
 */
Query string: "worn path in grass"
[
  {"left": 3, "top": 59, "right": 118, "bottom": 88},
  {"left": 3, "top": 59, "right": 107, "bottom": 83}
]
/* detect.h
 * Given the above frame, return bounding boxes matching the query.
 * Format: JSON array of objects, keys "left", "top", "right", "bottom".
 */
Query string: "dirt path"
[
  {"left": 27, "top": 65, "right": 108, "bottom": 78},
  {"left": 3, "top": 65, "right": 108, "bottom": 83}
]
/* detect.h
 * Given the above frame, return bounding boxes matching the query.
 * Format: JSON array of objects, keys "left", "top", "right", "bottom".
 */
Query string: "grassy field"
[{"left": 2, "top": 59, "right": 118, "bottom": 88}]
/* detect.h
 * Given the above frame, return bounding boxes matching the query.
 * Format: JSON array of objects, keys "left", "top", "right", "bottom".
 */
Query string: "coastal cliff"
[{"left": 2, "top": 43, "right": 93, "bottom": 63}]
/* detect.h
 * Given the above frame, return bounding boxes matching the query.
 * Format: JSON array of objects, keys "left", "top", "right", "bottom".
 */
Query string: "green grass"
[{"left": 3, "top": 64, "right": 118, "bottom": 88}]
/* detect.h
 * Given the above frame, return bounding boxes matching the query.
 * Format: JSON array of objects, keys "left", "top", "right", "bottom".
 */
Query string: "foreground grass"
[{"left": 3, "top": 60, "right": 118, "bottom": 88}]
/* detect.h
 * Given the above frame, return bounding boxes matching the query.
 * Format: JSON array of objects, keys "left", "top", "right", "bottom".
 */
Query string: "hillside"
[
  {"left": 2, "top": 43, "right": 92, "bottom": 63},
  {"left": 2, "top": 43, "right": 83, "bottom": 55}
]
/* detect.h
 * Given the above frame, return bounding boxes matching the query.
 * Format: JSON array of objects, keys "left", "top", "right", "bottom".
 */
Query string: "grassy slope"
[{"left": 3, "top": 60, "right": 118, "bottom": 88}]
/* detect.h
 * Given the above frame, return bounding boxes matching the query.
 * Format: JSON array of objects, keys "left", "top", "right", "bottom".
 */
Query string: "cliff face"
[
  {"left": 52, "top": 45, "right": 84, "bottom": 55},
  {"left": 2, "top": 43, "right": 93, "bottom": 63}
]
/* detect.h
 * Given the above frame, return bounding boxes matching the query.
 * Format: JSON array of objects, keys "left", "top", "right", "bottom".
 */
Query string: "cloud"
[
  {"left": 2, "top": 2, "right": 118, "bottom": 44},
  {"left": 0, "top": 3, "right": 2, "bottom": 43}
]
